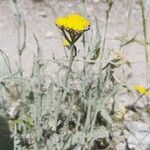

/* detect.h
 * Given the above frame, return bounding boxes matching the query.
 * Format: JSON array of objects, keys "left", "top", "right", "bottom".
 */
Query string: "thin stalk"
[
  {"left": 17, "top": 25, "right": 24, "bottom": 102},
  {"left": 140, "top": 0, "right": 149, "bottom": 61},
  {"left": 13, "top": 123, "right": 17, "bottom": 150},
  {"left": 54, "top": 88, "right": 67, "bottom": 131},
  {"left": 54, "top": 44, "right": 76, "bottom": 131},
  {"left": 34, "top": 35, "right": 43, "bottom": 142},
  {"left": 84, "top": 90, "right": 92, "bottom": 130},
  {"left": 76, "top": 112, "right": 81, "bottom": 131},
  {"left": 14, "top": 0, "right": 22, "bottom": 76},
  {"left": 0, "top": 49, "right": 20, "bottom": 97},
  {"left": 101, "top": 0, "right": 113, "bottom": 58},
  {"left": 140, "top": 0, "right": 150, "bottom": 89},
  {"left": 80, "top": 0, "right": 91, "bottom": 74},
  {"left": 12, "top": 0, "right": 25, "bottom": 101},
  {"left": 90, "top": 107, "right": 99, "bottom": 133},
  {"left": 98, "top": 0, "right": 113, "bottom": 96},
  {"left": 0, "top": 49, "right": 13, "bottom": 76},
  {"left": 64, "top": 45, "right": 75, "bottom": 86},
  {"left": 126, "top": 0, "right": 135, "bottom": 35}
]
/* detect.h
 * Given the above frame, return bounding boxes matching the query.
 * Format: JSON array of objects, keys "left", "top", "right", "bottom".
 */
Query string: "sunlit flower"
[
  {"left": 135, "top": 85, "right": 149, "bottom": 95},
  {"left": 55, "top": 14, "right": 90, "bottom": 32}
]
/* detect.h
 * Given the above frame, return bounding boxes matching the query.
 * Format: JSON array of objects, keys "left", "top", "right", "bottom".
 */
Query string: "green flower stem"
[
  {"left": 54, "top": 28, "right": 83, "bottom": 131},
  {"left": 64, "top": 45, "right": 75, "bottom": 86},
  {"left": 0, "top": 49, "right": 20, "bottom": 96},
  {"left": 16, "top": 10, "right": 23, "bottom": 101},
  {"left": 13, "top": 1, "right": 26, "bottom": 101},
  {"left": 54, "top": 44, "right": 76, "bottom": 131},
  {"left": 84, "top": 90, "right": 92, "bottom": 130},
  {"left": 97, "top": 0, "right": 112, "bottom": 98},
  {"left": 13, "top": 124, "right": 17, "bottom": 150},
  {"left": 140, "top": 0, "right": 150, "bottom": 89},
  {"left": 34, "top": 35, "right": 43, "bottom": 142}
]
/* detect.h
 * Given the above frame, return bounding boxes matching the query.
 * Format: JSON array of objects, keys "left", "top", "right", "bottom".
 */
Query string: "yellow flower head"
[
  {"left": 55, "top": 14, "right": 91, "bottom": 32},
  {"left": 135, "top": 85, "right": 149, "bottom": 95}
]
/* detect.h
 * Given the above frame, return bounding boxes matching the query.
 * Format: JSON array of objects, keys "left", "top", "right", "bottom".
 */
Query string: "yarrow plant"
[
  {"left": 2, "top": 1, "right": 146, "bottom": 149},
  {"left": 55, "top": 13, "right": 91, "bottom": 85}
]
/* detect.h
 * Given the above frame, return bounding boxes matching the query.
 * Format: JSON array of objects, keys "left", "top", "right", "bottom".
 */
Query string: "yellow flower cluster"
[
  {"left": 135, "top": 85, "right": 149, "bottom": 95},
  {"left": 55, "top": 14, "right": 90, "bottom": 32}
]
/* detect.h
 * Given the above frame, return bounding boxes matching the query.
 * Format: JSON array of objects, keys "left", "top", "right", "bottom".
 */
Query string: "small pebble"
[
  {"left": 45, "top": 31, "right": 53, "bottom": 39},
  {"left": 126, "top": 132, "right": 150, "bottom": 150},
  {"left": 125, "top": 121, "right": 150, "bottom": 132},
  {"left": 38, "top": 11, "right": 47, "bottom": 18}
]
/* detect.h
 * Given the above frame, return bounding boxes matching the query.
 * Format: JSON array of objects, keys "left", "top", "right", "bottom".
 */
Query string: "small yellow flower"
[
  {"left": 55, "top": 14, "right": 90, "bottom": 32},
  {"left": 135, "top": 85, "right": 149, "bottom": 95}
]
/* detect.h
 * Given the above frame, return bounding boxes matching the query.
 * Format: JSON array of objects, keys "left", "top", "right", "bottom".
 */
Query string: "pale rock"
[
  {"left": 124, "top": 110, "right": 135, "bottom": 120},
  {"left": 68, "top": 3, "right": 73, "bottom": 8},
  {"left": 45, "top": 31, "right": 53, "bottom": 39},
  {"left": 8, "top": 101, "right": 21, "bottom": 119},
  {"left": 140, "top": 112, "right": 150, "bottom": 124},
  {"left": 127, "top": 132, "right": 150, "bottom": 150},
  {"left": 114, "top": 103, "right": 127, "bottom": 120},
  {"left": 116, "top": 143, "right": 126, "bottom": 150},
  {"left": 125, "top": 121, "right": 150, "bottom": 132},
  {"left": 38, "top": 11, "right": 47, "bottom": 18}
]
